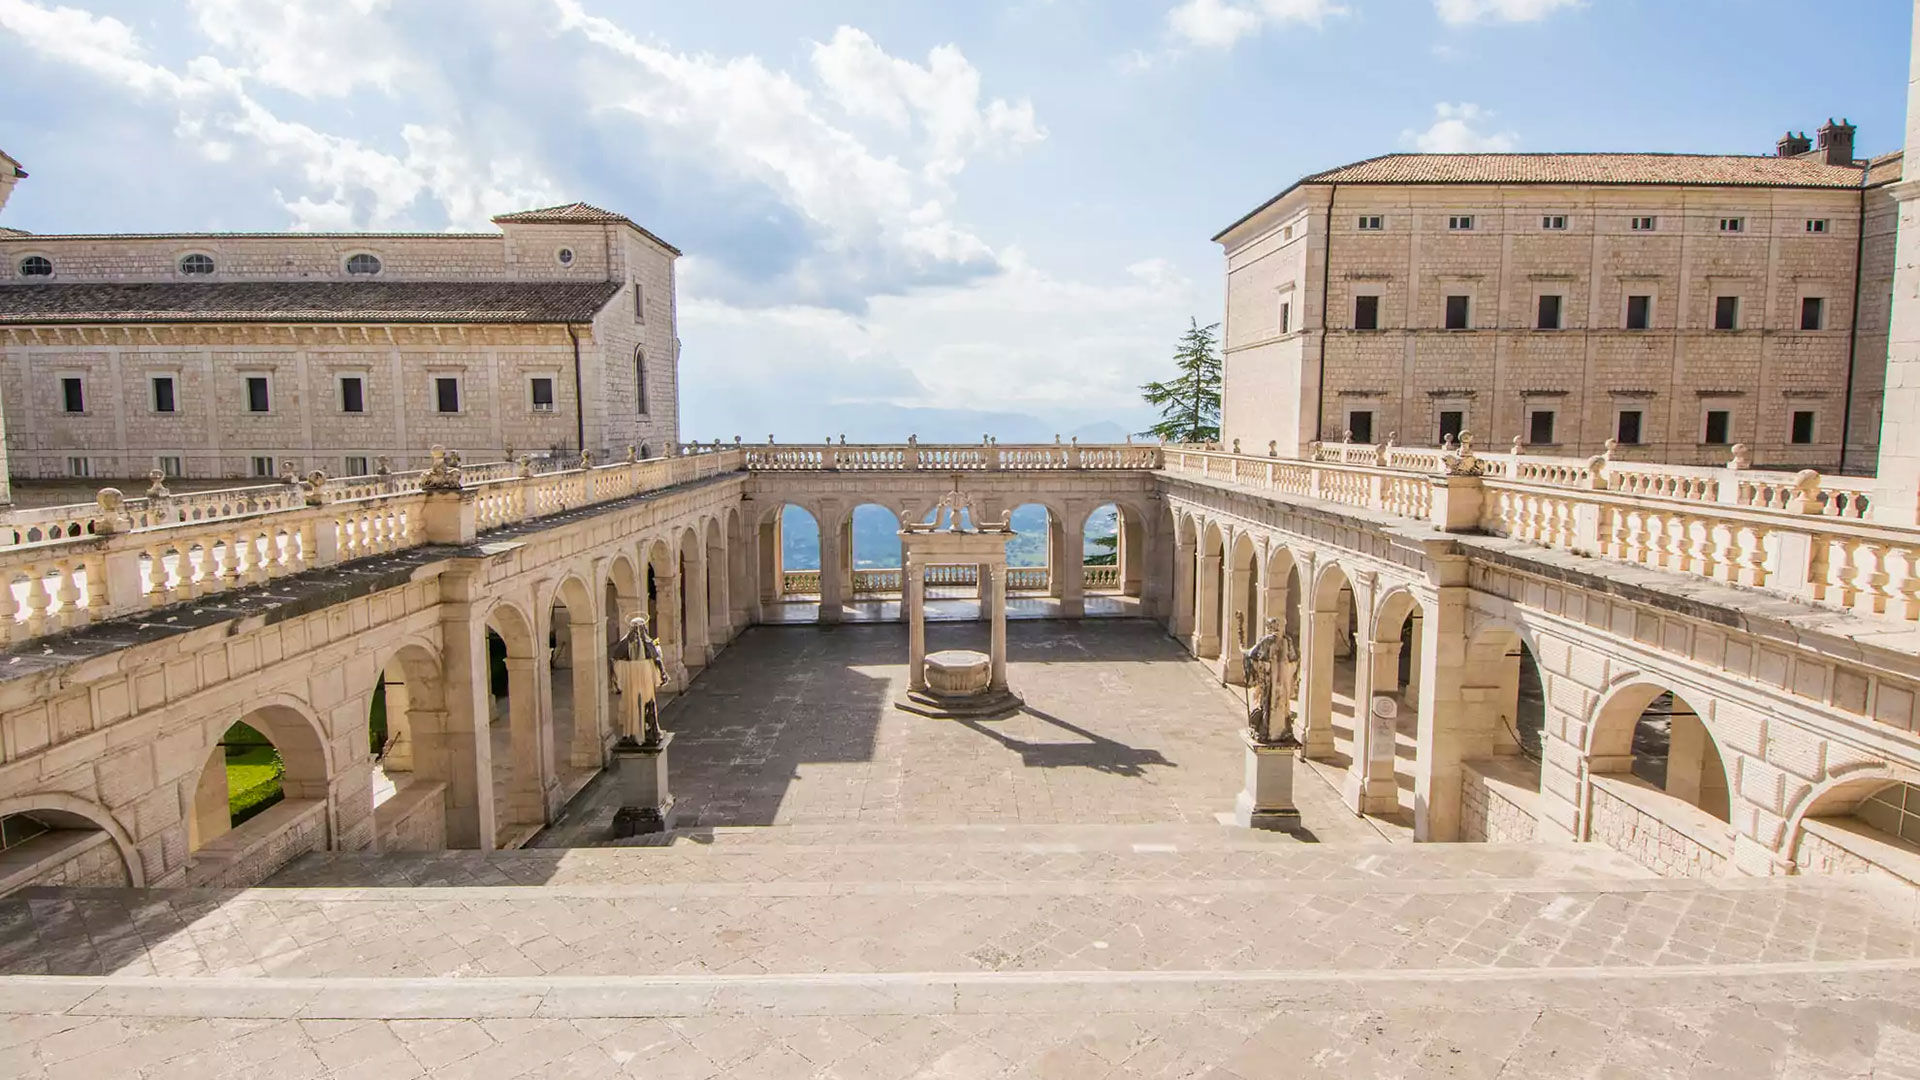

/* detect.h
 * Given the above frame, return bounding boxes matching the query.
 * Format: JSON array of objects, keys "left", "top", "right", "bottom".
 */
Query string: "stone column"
[
  {"left": 505, "top": 655, "right": 546, "bottom": 830},
  {"left": 1410, "top": 585, "right": 1483, "bottom": 842},
  {"left": 906, "top": 551, "right": 927, "bottom": 691},
  {"left": 1194, "top": 552, "right": 1222, "bottom": 658},
  {"left": 818, "top": 511, "right": 844, "bottom": 624},
  {"left": 1299, "top": 607, "right": 1339, "bottom": 761},
  {"left": 976, "top": 560, "right": 991, "bottom": 611},
  {"left": 432, "top": 580, "right": 493, "bottom": 848},
  {"left": 1876, "top": 0, "right": 1920, "bottom": 523},
  {"left": 989, "top": 561, "right": 1009, "bottom": 691},
  {"left": 1221, "top": 560, "right": 1251, "bottom": 685},
  {"left": 1340, "top": 576, "right": 1399, "bottom": 816},
  {"left": 566, "top": 614, "right": 603, "bottom": 769},
  {"left": 1171, "top": 538, "right": 1196, "bottom": 639},
  {"left": 1059, "top": 520, "right": 1086, "bottom": 619},
  {"left": 707, "top": 532, "right": 730, "bottom": 647},
  {"left": 1405, "top": 614, "right": 1424, "bottom": 700}
]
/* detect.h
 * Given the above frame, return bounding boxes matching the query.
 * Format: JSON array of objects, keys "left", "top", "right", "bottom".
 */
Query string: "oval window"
[
  {"left": 18, "top": 255, "right": 52, "bottom": 277},
  {"left": 345, "top": 253, "right": 382, "bottom": 275},
  {"left": 179, "top": 253, "right": 215, "bottom": 275},
  {"left": 557, "top": 248, "right": 575, "bottom": 266}
]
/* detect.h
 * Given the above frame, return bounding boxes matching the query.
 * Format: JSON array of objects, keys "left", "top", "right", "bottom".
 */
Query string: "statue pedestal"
[
  {"left": 610, "top": 732, "right": 676, "bottom": 838},
  {"left": 1233, "top": 731, "right": 1302, "bottom": 832}
]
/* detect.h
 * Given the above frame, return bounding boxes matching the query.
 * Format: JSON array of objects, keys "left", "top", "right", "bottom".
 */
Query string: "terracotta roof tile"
[
  {"left": 490, "top": 202, "right": 682, "bottom": 255},
  {"left": 1868, "top": 151, "right": 1905, "bottom": 188},
  {"left": 0, "top": 280, "right": 622, "bottom": 325},
  {"left": 1302, "top": 152, "right": 1868, "bottom": 188}
]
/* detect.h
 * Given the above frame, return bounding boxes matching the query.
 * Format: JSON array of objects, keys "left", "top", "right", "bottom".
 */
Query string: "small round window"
[
  {"left": 179, "top": 253, "right": 215, "bottom": 275},
  {"left": 345, "top": 253, "right": 382, "bottom": 275},
  {"left": 557, "top": 247, "right": 575, "bottom": 266},
  {"left": 18, "top": 255, "right": 52, "bottom": 277}
]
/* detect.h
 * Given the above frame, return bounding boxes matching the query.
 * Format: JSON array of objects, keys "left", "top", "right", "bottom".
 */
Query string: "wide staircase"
[{"left": 3, "top": 824, "right": 1919, "bottom": 1076}]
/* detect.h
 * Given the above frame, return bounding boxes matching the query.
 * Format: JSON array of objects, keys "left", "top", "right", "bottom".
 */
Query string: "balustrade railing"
[
  {"left": 785, "top": 562, "right": 1063, "bottom": 599},
  {"left": 1083, "top": 564, "right": 1121, "bottom": 591},
  {"left": 737, "top": 441, "right": 1161, "bottom": 472}
]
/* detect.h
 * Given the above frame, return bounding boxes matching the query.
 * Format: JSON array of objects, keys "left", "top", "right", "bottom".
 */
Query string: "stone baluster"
[
  {"left": 82, "top": 552, "right": 108, "bottom": 624},
  {"left": 54, "top": 560, "right": 82, "bottom": 629},
  {"left": 146, "top": 544, "right": 170, "bottom": 604},
  {"left": 1857, "top": 543, "right": 1892, "bottom": 616},
  {"left": 24, "top": 570, "right": 51, "bottom": 637},
  {"left": 0, "top": 572, "right": 18, "bottom": 643}
]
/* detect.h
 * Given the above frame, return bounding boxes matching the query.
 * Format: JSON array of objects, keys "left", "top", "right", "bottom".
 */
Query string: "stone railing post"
[
  {"left": 906, "top": 435, "right": 920, "bottom": 471},
  {"left": 1428, "top": 474, "right": 1486, "bottom": 533},
  {"left": 90, "top": 489, "right": 145, "bottom": 619},
  {"left": 423, "top": 491, "right": 477, "bottom": 545},
  {"left": 306, "top": 508, "right": 342, "bottom": 569}
]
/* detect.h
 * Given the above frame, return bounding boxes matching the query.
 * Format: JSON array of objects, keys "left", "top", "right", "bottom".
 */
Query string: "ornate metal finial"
[
  {"left": 145, "top": 469, "right": 170, "bottom": 499},
  {"left": 421, "top": 445, "right": 464, "bottom": 492},
  {"left": 1729, "top": 443, "right": 1752, "bottom": 470}
]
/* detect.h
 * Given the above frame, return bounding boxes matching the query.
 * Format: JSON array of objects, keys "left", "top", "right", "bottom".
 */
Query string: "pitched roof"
[
  {"left": 1216, "top": 152, "right": 1874, "bottom": 241},
  {"left": 0, "top": 280, "right": 623, "bottom": 326},
  {"left": 490, "top": 202, "right": 682, "bottom": 255},
  {"left": 0, "top": 228, "right": 28, "bottom": 237},
  {"left": 1868, "top": 151, "right": 1905, "bottom": 188},
  {"left": 0, "top": 149, "right": 23, "bottom": 178}
]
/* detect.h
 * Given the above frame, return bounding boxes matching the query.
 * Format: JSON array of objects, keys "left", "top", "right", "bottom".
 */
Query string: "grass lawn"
[{"left": 226, "top": 745, "right": 284, "bottom": 824}]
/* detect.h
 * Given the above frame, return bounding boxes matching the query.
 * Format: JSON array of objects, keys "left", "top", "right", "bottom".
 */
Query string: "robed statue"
[
  {"left": 610, "top": 615, "right": 667, "bottom": 747},
  {"left": 1241, "top": 616, "right": 1301, "bottom": 745}
]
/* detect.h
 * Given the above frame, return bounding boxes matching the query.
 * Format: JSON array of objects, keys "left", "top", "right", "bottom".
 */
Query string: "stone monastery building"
[
  {"left": 0, "top": 187, "right": 679, "bottom": 483},
  {"left": 1216, "top": 120, "right": 1899, "bottom": 472}
]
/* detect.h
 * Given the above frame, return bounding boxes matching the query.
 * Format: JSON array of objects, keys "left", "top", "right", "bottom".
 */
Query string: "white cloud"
[
  {"left": 186, "top": 0, "right": 414, "bottom": 98},
  {"left": 1434, "top": 0, "right": 1581, "bottom": 24},
  {"left": 1167, "top": 0, "right": 1345, "bottom": 49},
  {"left": 1401, "top": 102, "right": 1519, "bottom": 152}
]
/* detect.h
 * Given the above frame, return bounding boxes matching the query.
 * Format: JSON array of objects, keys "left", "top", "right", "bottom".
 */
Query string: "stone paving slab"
[
  {"left": 4, "top": 868, "right": 1912, "bottom": 980},
  {"left": 4, "top": 966, "right": 1920, "bottom": 1077}
]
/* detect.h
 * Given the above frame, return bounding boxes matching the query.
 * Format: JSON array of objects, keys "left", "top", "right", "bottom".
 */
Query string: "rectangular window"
[
  {"left": 1800, "top": 296, "right": 1825, "bottom": 331},
  {"left": 1353, "top": 294, "right": 1380, "bottom": 331},
  {"left": 1448, "top": 215, "right": 1474, "bottom": 231},
  {"left": 634, "top": 283, "right": 645, "bottom": 322},
  {"left": 434, "top": 376, "right": 460, "bottom": 414},
  {"left": 1616, "top": 410, "right": 1644, "bottom": 445},
  {"left": 1806, "top": 218, "right": 1829, "bottom": 234},
  {"left": 251, "top": 455, "right": 275, "bottom": 478},
  {"left": 1439, "top": 410, "right": 1465, "bottom": 443},
  {"left": 1630, "top": 216, "right": 1657, "bottom": 232},
  {"left": 1536, "top": 294, "right": 1563, "bottom": 330},
  {"left": 1278, "top": 301, "right": 1291, "bottom": 334},
  {"left": 1542, "top": 215, "right": 1567, "bottom": 230},
  {"left": 1703, "top": 410, "right": 1732, "bottom": 445},
  {"left": 157, "top": 455, "right": 183, "bottom": 478},
  {"left": 60, "top": 376, "right": 83, "bottom": 414},
  {"left": 345, "top": 455, "right": 369, "bottom": 476},
  {"left": 1625, "top": 294, "right": 1652, "bottom": 330},
  {"left": 1528, "top": 410, "right": 1556, "bottom": 446},
  {"left": 66, "top": 456, "right": 90, "bottom": 478},
  {"left": 1444, "top": 294, "right": 1470, "bottom": 330},
  {"left": 151, "top": 376, "right": 176, "bottom": 414},
  {"left": 1790, "top": 410, "right": 1816, "bottom": 444},
  {"left": 339, "top": 375, "right": 365, "bottom": 413},
  {"left": 245, "top": 375, "right": 270, "bottom": 413},
  {"left": 530, "top": 376, "right": 556, "bottom": 412},
  {"left": 1719, "top": 217, "right": 1744, "bottom": 233},
  {"left": 1348, "top": 410, "right": 1374, "bottom": 444},
  {"left": 1713, "top": 295, "right": 1739, "bottom": 331},
  {"left": 1357, "top": 215, "right": 1383, "bottom": 231}
]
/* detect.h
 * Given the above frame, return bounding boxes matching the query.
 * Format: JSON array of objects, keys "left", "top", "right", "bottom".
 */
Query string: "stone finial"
[
  {"left": 1510, "top": 435, "right": 1523, "bottom": 455},
  {"left": 1788, "top": 469, "right": 1825, "bottom": 514},
  {"left": 1055, "top": 434, "right": 1062, "bottom": 444},
  {"left": 907, "top": 433, "right": 918, "bottom": 445},
  {"left": 983, "top": 434, "right": 991, "bottom": 445},
  {"left": 145, "top": 469, "right": 171, "bottom": 499},
  {"left": 279, "top": 464, "right": 300, "bottom": 486},
  {"left": 517, "top": 455, "right": 534, "bottom": 479},
  {"left": 1232, "top": 438, "right": 1242, "bottom": 454},
  {"left": 374, "top": 456, "right": 391, "bottom": 477},
  {"left": 1584, "top": 455, "right": 1609, "bottom": 490},
  {"left": 1603, "top": 437, "right": 1618, "bottom": 462},
  {"left": 302, "top": 470, "right": 330, "bottom": 507},
  {"left": 503, "top": 443, "right": 514, "bottom": 465},
  {"left": 94, "top": 487, "right": 129, "bottom": 534},
  {"left": 839, "top": 434, "right": 847, "bottom": 445},
  {"left": 1342, "top": 429, "right": 1353, "bottom": 444},
  {"left": 1125, "top": 434, "right": 1133, "bottom": 444},
  {"left": 578, "top": 448, "right": 593, "bottom": 469},
  {"left": 734, "top": 435, "right": 742, "bottom": 445},
  {"left": 1442, "top": 432, "right": 1458, "bottom": 451},
  {"left": 1729, "top": 443, "right": 1753, "bottom": 470},
  {"left": 626, "top": 444, "right": 638, "bottom": 464},
  {"left": 420, "top": 444, "right": 463, "bottom": 492},
  {"left": 1443, "top": 432, "right": 1484, "bottom": 477},
  {"left": 1375, "top": 433, "right": 1395, "bottom": 467},
  {"left": 769, "top": 434, "right": 776, "bottom": 444}
]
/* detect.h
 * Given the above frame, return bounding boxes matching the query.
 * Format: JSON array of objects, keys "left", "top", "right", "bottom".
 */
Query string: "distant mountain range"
[{"left": 782, "top": 503, "right": 1119, "bottom": 571}]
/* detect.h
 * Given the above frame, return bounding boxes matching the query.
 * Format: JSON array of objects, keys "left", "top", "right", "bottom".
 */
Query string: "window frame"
[
  {"left": 17, "top": 254, "right": 53, "bottom": 277},
  {"left": 59, "top": 375, "right": 85, "bottom": 415},
  {"left": 1345, "top": 408, "right": 1375, "bottom": 444},
  {"left": 1526, "top": 408, "right": 1558, "bottom": 447},
  {"left": 1535, "top": 293, "right": 1565, "bottom": 331},
  {"left": 1800, "top": 295, "right": 1826, "bottom": 332},
  {"left": 150, "top": 374, "right": 178, "bottom": 415},
  {"left": 1443, "top": 293, "right": 1471, "bottom": 331},
  {"left": 1629, "top": 216, "right": 1658, "bottom": 232},
  {"left": 338, "top": 374, "right": 367, "bottom": 414},
  {"left": 243, "top": 374, "right": 272, "bottom": 414},
  {"left": 1789, "top": 409, "right": 1817, "bottom": 445},
  {"left": 1352, "top": 293, "right": 1382, "bottom": 331},
  {"left": 66, "top": 456, "right": 91, "bottom": 479},
  {"left": 344, "top": 455, "right": 370, "bottom": 477},
  {"left": 634, "top": 282, "right": 646, "bottom": 323},
  {"left": 344, "top": 252, "right": 383, "bottom": 276},
  {"left": 1447, "top": 214, "right": 1475, "bottom": 232},
  {"left": 529, "top": 374, "right": 558, "bottom": 413},
  {"left": 1541, "top": 214, "right": 1568, "bottom": 231},
  {"left": 176, "top": 252, "right": 216, "bottom": 276},
  {"left": 633, "top": 348, "right": 649, "bottom": 415},
  {"left": 1624, "top": 293, "right": 1654, "bottom": 331},
  {"left": 1718, "top": 217, "right": 1745, "bottom": 233},
  {"left": 1702, "top": 408, "right": 1734, "bottom": 446},
  {"left": 1356, "top": 215, "right": 1384, "bottom": 232},
  {"left": 432, "top": 375, "right": 462, "bottom": 415},
  {"left": 156, "top": 455, "right": 185, "bottom": 479},
  {"left": 556, "top": 247, "right": 575, "bottom": 267},
  {"left": 1614, "top": 408, "right": 1646, "bottom": 446},
  {"left": 250, "top": 455, "right": 276, "bottom": 479},
  {"left": 1712, "top": 295, "right": 1740, "bottom": 331},
  {"left": 1805, "top": 218, "right": 1829, "bottom": 234}
]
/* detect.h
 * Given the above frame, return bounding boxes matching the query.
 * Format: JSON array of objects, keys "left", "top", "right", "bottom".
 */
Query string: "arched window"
[
  {"left": 345, "top": 253, "right": 382, "bottom": 275},
  {"left": 178, "top": 253, "right": 215, "bottom": 275},
  {"left": 634, "top": 347, "right": 648, "bottom": 415},
  {"left": 557, "top": 247, "right": 574, "bottom": 266},
  {"left": 18, "top": 255, "right": 52, "bottom": 277}
]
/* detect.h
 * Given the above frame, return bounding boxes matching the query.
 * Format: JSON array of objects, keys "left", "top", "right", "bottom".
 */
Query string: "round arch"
[
  {"left": 1587, "top": 678, "right": 1733, "bottom": 827},
  {"left": 0, "top": 792, "right": 143, "bottom": 887}
]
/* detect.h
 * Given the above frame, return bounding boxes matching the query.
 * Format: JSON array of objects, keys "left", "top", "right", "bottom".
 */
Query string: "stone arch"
[
  {"left": 678, "top": 525, "right": 710, "bottom": 673},
  {"left": 1223, "top": 531, "right": 1262, "bottom": 674},
  {"left": 1585, "top": 678, "right": 1734, "bottom": 875},
  {"left": 1301, "top": 559, "right": 1357, "bottom": 764},
  {"left": 547, "top": 571, "right": 605, "bottom": 778},
  {"left": 1078, "top": 497, "right": 1148, "bottom": 600},
  {"left": 761, "top": 501, "right": 822, "bottom": 610},
  {"left": 703, "top": 514, "right": 730, "bottom": 647},
  {"left": 725, "top": 504, "right": 752, "bottom": 630},
  {"left": 0, "top": 792, "right": 143, "bottom": 888},
  {"left": 1263, "top": 545, "right": 1302, "bottom": 643},
  {"left": 844, "top": 502, "right": 905, "bottom": 599},
  {"left": 1170, "top": 511, "right": 1199, "bottom": 640},
  {"left": 185, "top": 697, "right": 334, "bottom": 867},
  {"left": 1360, "top": 585, "right": 1426, "bottom": 822},
  {"left": 1003, "top": 499, "right": 1066, "bottom": 597},
  {"left": 604, "top": 550, "right": 643, "bottom": 648},
  {"left": 1782, "top": 763, "right": 1920, "bottom": 877},
  {"left": 1194, "top": 519, "right": 1226, "bottom": 659},
  {"left": 483, "top": 598, "right": 548, "bottom": 847}
]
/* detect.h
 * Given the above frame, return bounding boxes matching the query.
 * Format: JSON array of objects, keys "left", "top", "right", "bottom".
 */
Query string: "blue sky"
[{"left": 0, "top": 0, "right": 1911, "bottom": 443}]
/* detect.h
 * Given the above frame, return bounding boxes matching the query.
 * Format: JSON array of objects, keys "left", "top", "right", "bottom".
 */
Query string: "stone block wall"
[
  {"left": 184, "top": 798, "right": 328, "bottom": 888},
  {"left": 1589, "top": 775, "right": 1730, "bottom": 878},
  {"left": 1459, "top": 758, "right": 1541, "bottom": 843},
  {"left": 374, "top": 779, "right": 448, "bottom": 852},
  {"left": 0, "top": 829, "right": 129, "bottom": 894}
]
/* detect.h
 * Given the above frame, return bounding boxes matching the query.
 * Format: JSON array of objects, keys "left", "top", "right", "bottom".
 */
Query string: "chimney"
[
  {"left": 1776, "top": 130, "right": 1812, "bottom": 158},
  {"left": 1815, "top": 118, "right": 1857, "bottom": 165}
]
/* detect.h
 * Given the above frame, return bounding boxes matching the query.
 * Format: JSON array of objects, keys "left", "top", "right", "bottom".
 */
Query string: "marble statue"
[
  {"left": 1241, "top": 617, "right": 1300, "bottom": 745},
  {"left": 610, "top": 615, "right": 667, "bottom": 747}
]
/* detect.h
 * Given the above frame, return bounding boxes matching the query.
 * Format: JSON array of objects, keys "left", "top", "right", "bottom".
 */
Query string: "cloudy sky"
[{"left": 0, "top": 0, "right": 1911, "bottom": 442}]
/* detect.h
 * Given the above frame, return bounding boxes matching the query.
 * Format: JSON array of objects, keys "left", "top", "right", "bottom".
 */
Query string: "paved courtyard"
[{"left": 538, "top": 619, "right": 1386, "bottom": 844}]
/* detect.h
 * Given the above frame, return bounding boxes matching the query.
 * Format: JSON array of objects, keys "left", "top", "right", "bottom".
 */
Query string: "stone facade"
[
  {"left": 1218, "top": 143, "right": 1899, "bottom": 472},
  {"left": 1459, "top": 758, "right": 1540, "bottom": 843},
  {"left": 0, "top": 202, "right": 679, "bottom": 481}
]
